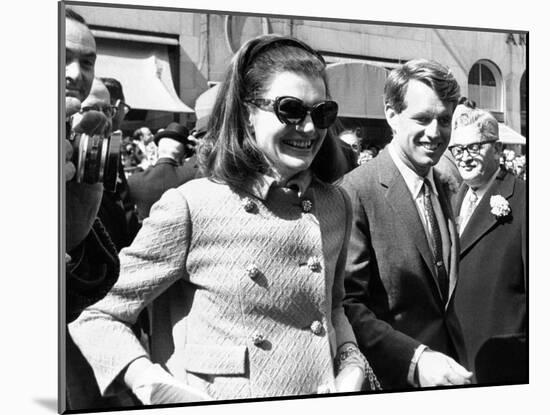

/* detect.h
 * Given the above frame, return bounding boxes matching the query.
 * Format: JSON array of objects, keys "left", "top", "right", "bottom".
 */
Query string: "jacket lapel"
[
  {"left": 454, "top": 182, "right": 469, "bottom": 219},
  {"left": 433, "top": 172, "right": 460, "bottom": 307},
  {"left": 460, "top": 168, "right": 515, "bottom": 255},
  {"left": 378, "top": 151, "right": 441, "bottom": 300}
]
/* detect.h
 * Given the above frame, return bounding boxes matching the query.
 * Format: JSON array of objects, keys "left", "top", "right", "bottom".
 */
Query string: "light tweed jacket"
[{"left": 69, "top": 176, "right": 357, "bottom": 401}]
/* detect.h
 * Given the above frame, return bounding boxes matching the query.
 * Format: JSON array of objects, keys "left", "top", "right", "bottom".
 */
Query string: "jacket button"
[
  {"left": 301, "top": 199, "right": 313, "bottom": 213},
  {"left": 251, "top": 332, "right": 265, "bottom": 346},
  {"left": 310, "top": 320, "right": 324, "bottom": 335},
  {"left": 245, "top": 264, "right": 261, "bottom": 280},
  {"left": 242, "top": 197, "right": 256, "bottom": 213},
  {"left": 307, "top": 256, "right": 322, "bottom": 272}
]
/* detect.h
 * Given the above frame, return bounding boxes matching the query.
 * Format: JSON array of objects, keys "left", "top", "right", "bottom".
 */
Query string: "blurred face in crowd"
[
  {"left": 386, "top": 80, "right": 454, "bottom": 177},
  {"left": 451, "top": 124, "right": 501, "bottom": 189},
  {"left": 248, "top": 71, "right": 328, "bottom": 182},
  {"left": 66, "top": 18, "right": 96, "bottom": 102},
  {"left": 339, "top": 131, "right": 362, "bottom": 154},
  {"left": 140, "top": 127, "right": 154, "bottom": 145}
]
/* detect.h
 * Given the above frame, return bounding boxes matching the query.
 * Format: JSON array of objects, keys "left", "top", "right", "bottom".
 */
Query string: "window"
[{"left": 468, "top": 60, "right": 502, "bottom": 112}]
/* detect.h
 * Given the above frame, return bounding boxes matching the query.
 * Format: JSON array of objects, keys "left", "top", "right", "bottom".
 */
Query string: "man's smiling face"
[{"left": 386, "top": 80, "right": 454, "bottom": 177}]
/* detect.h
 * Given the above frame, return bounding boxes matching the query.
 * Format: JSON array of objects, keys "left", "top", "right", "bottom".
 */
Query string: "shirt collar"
[
  {"left": 388, "top": 142, "right": 438, "bottom": 200},
  {"left": 243, "top": 169, "right": 313, "bottom": 200}
]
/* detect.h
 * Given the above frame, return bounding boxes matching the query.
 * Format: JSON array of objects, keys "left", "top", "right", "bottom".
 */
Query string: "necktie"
[
  {"left": 460, "top": 190, "right": 478, "bottom": 235},
  {"left": 423, "top": 180, "right": 449, "bottom": 301}
]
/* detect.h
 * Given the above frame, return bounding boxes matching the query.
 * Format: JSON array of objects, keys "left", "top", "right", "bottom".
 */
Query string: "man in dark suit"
[
  {"left": 450, "top": 107, "right": 526, "bottom": 384},
  {"left": 341, "top": 59, "right": 472, "bottom": 389},
  {"left": 128, "top": 122, "right": 196, "bottom": 221}
]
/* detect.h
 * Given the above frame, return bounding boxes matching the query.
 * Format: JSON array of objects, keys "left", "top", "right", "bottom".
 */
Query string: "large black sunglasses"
[{"left": 246, "top": 96, "right": 338, "bottom": 129}]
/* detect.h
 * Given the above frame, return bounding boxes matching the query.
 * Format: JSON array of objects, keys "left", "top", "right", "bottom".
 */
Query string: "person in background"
[
  {"left": 450, "top": 106, "right": 526, "bottom": 384},
  {"left": 81, "top": 77, "right": 140, "bottom": 250},
  {"left": 337, "top": 128, "right": 361, "bottom": 172},
  {"left": 127, "top": 122, "right": 196, "bottom": 221},
  {"left": 357, "top": 145, "right": 379, "bottom": 165},
  {"left": 342, "top": 58, "right": 471, "bottom": 389},
  {"left": 64, "top": 9, "right": 120, "bottom": 411},
  {"left": 100, "top": 77, "right": 131, "bottom": 132},
  {"left": 69, "top": 34, "right": 375, "bottom": 407},
  {"left": 132, "top": 126, "right": 158, "bottom": 170}
]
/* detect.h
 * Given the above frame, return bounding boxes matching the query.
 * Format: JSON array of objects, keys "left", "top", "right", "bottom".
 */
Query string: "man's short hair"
[
  {"left": 453, "top": 107, "right": 499, "bottom": 142},
  {"left": 65, "top": 8, "right": 87, "bottom": 25},
  {"left": 384, "top": 58, "right": 461, "bottom": 113}
]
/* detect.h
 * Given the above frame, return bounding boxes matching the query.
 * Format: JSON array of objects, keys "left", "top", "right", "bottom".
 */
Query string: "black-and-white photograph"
[{"left": 57, "top": 0, "right": 530, "bottom": 413}]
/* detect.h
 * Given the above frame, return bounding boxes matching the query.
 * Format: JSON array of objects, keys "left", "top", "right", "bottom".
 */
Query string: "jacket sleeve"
[
  {"left": 340, "top": 178, "right": 420, "bottom": 388},
  {"left": 66, "top": 218, "right": 120, "bottom": 323},
  {"left": 330, "top": 187, "right": 358, "bottom": 351},
  {"left": 68, "top": 187, "right": 193, "bottom": 396}
]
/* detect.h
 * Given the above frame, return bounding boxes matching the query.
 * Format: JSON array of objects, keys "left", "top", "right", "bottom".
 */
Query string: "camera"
[{"left": 67, "top": 110, "right": 122, "bottom": 192}]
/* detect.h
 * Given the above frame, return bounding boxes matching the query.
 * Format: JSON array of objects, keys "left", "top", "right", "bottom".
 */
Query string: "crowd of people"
[{"left": 63, "top": 7, "right": 527, "bottom": 412}]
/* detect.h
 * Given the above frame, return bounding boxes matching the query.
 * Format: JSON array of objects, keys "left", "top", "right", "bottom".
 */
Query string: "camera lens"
[{"left": 102, "top": 132, "right": 122, "bottom": 192}]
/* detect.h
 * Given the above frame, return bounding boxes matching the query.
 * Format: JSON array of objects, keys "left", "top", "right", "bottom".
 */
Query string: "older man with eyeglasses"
[{"left": 449, "top": 105, "right": 526, "bottom": 385}]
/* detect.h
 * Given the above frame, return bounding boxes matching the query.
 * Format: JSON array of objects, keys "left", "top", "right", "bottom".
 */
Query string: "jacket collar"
[
  {"left": 241, "top": 169, "right": 313, "bottom": 201},
  {"left": 458, "top": 167, "right": 515, "bottom": 255},
  {"left": 155, "top": 157, "right": 180, "bottom": 166}
]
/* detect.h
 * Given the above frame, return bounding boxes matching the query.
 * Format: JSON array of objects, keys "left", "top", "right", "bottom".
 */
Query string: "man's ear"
[{"left": 385, "top": 103, "right": 398, "bottom": 133}]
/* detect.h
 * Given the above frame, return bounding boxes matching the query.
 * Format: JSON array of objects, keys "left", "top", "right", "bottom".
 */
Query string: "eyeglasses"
[
  {"left": 246, "top": 96, "right": 338, "bottom": 129},
  {"left": 80, "top": 104, "right": 117, "bottom": 118},
  {"left": 449, "top": 140, "right": 497, "bottom": 158}
]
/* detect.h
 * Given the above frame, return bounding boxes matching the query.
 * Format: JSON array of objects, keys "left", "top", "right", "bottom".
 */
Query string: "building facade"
[{"left": 70, "top": 4, "right": 527, "bottom": 148}]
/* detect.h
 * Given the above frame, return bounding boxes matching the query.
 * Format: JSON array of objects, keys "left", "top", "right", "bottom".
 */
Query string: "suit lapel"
[
  {"left": 460, "top": 168, "right": 515, "bottom": 255},
  {"left": 378, "top": 151, "right": 441, "bottom": 299},
  {"left": 433, "top": 172, "right": 460, "bottom": 306},
  {"left": 454, "top": 182, "right": 469, "bottom": 220}
]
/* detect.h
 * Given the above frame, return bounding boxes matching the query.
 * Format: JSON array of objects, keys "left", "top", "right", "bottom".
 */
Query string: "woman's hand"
[
  {"left": 124, "top": 357, "right": 212, "bottom": 405},
  {"left": 335, "top": 365, "right": 364, "bottom": 392}
]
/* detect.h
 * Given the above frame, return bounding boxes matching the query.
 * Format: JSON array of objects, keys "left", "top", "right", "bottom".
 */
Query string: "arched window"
[{"left": 468, "top": 60, "right": 503, "bottom": 113}]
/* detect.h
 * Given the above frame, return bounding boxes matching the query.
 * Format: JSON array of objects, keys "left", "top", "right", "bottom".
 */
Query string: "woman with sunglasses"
[{"left": 69, "top": 34, "right": 378, "bottom": 405}]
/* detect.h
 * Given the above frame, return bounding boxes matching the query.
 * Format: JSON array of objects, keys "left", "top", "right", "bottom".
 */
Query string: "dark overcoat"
[
  {"left": 128, "top": 157, "right": 197, "bottom": 220},
  {"left": 453, "top": 168, "right": 526, "bottom": 382}
]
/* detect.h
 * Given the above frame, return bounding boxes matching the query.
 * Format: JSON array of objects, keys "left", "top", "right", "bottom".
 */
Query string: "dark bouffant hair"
[{"left": 198, "top": 34, "right": 348, "bottom": 188}]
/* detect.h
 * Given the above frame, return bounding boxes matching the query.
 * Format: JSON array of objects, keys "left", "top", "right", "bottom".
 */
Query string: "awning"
[
  {"left": 94, "top": 41, "right": 194, "bottom": 113},
  {"left": 194, "top": 83, "right": 221, "bottom": 119},
  {"left": 498, "top": 123, "right": 526, "bottom": 145},
  {"left": 326, "top": 62, "right": 389, "bottom": 119}
]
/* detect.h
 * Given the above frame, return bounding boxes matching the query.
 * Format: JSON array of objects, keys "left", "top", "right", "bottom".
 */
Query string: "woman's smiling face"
[{"left": 248, "top": 71, "right": 328, "bottom": 182}]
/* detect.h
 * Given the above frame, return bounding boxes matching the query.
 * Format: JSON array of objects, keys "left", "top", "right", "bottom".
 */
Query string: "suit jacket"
[
  {"left": 453, "top": 168, "right": 526, "bottom": 382},
  {"left": 341, "top": 148, "right": 466, "bottom": 389},
  {"left": 127, "top": 157, "right": 198, "bottom": 221},
  {"left": 69, "top": 177, "right": 357, "bottom": 400}
]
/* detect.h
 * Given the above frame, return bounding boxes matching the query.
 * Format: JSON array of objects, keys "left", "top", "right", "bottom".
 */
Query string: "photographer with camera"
[
  {"left": 127, "top": 122, "right": 196, "bottom": 221},
  {"left": 64, "top": 8, "right": 122, "bottom": 410}
]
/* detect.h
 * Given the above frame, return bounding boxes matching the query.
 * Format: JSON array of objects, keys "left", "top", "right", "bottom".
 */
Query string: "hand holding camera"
[{"left": 65, "top": 96, "right": 122, "bottom": 251}]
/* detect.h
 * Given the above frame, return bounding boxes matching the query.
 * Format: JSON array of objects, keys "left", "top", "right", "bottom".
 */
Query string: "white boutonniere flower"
[{"left": 489, "top": 195, "right": 511, "bottom": 218}]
